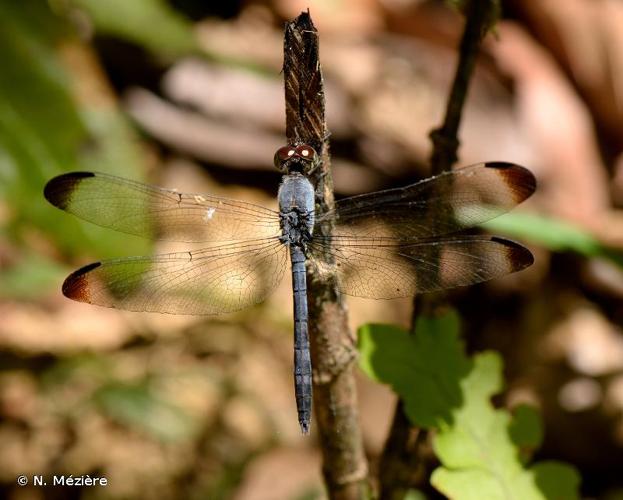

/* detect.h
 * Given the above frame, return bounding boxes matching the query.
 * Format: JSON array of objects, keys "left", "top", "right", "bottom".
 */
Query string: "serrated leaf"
[
  {"left": 358, "top": 310, "right": 580, "bottom": 499},
  {"left": 530, "top": 462, "right": 582, "bottom": 500},
  {"left": 431, "top": 458, "right": 580, "bottom": 500},
  {"left": 509, "top": 404, "right": 543, "bottom": 463},
  {"left": 431, "top": 352, "right": 580, "bottom": 499},
  {"left": 358, "top": 311, "right": 471, "bottom": 428},
  {"left": 431, "top": 353, "right": 505, "bottom": 466}
]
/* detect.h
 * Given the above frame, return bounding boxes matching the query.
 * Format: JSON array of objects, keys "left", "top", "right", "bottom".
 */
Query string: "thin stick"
[
  {"left": 379, "top": 1, "right": 498, "bottom": 497},
  {"left": 283, "top": 12, "right": 369, "bottom": 499},
  {"left": 429, "top": 0, "right": 498, "bottom": 175}
]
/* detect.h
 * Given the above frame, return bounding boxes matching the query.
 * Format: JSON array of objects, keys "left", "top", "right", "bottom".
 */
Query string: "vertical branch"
[
  {"left": 378, "top": 1, "right": 498, "bottom": 498},
  {"left": 283, "top": 12, "right": 369, "bottom": 500},
  {"left": 284, "top": 12, "right": 325, "bottom": 156},
  {"left": 429, "top": 0, "right": 499, "bottom": 175}
]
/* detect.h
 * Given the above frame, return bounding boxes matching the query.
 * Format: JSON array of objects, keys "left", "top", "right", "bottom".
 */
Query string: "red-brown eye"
[
  {"left": 274, "top": 146, "right": 296, "bottom": 168},
  {"left": 295, "top": 144, "right": 316, "bottom": 160}
]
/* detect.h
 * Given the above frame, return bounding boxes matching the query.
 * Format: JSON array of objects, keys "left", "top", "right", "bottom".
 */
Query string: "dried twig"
[
  {"left": 282, "top": 12, "right": 369, "bottom": 499},
  {"left": 429, "top": 0, "right": 499, "bottom": 175},
  {"left": 379, "top": 1, "right": 499, "bottom": 498}
]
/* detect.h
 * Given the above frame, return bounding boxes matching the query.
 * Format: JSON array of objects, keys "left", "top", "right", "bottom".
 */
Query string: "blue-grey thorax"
[{"left": 278, "top": 173, "right": 315, "bottom": 246}]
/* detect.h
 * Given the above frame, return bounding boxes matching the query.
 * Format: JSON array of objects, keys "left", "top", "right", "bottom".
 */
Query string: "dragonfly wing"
[
  {"left": 310, "top": 236, "right": 533, "bottom": 299},
  {"left": 44, "top": 172, "right": 281, "bottom": 242},
  {"left": 62, "top": 239, "right": 288, "bottom": 314},
  {"left": 318, "top": 162, "right": 535, "bottom": 240}
]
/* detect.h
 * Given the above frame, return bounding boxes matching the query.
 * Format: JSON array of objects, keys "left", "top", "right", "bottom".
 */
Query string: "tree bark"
[{"left": 282, "top": 12, "right": 369, "bottom": 500}]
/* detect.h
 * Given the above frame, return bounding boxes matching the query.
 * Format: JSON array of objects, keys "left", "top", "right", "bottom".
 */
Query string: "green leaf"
[
  {"left": 0, "top": 0, "right": 151, "bottom": 297},
  {"left": 41, "top": 354, "right": 114, "bottom": 388},
  {"left": 431, "top": 353, "right": 506, "bottom": 468},
  {"left": 69, "top": 0, "right": 197, "bottom": 56},
  {"left": 481, "top": 212, "right": 623, "bottom": 266},
  {"left": 431, "top": 459, "right": 581, "bottom": 500},
  {"left": 358, "top": 311, "right": 471, "bottom": 428},
  {"left": 530, "top": 462, "right": 582, "bottom": 500},
  {"left": 0, "top": 252, "right": 67, "bottom": 299},
  {"left": 0, "top": 2, "right": 85, "bottom": 203},
  {"left": 358, "top": 310, "right": 581, "bottom": 499},
  {"left": 509, "top": 404, "right": 543, "bottom": 463},
  {"left": 430, "top": 352, "right": 580, "bottom": 499},
  {"left": 404, "top": 490, "right": 427, "bottom": 500},
  {"left": 94, "top": 381, "right": 200, "bottom": 443}
]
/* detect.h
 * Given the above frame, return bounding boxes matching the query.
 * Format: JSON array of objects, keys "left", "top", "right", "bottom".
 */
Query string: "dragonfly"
[{"left": 44, "top": 144, "right": 536, "bottom": 434}]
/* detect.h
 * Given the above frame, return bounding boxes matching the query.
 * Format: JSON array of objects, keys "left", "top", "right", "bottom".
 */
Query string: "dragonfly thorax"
[
  {"left": 279, "top": 209, "right": 313, "bottom": 247},
  {"left": 278, "top": 173, "right": 315, "bottom": 248}
]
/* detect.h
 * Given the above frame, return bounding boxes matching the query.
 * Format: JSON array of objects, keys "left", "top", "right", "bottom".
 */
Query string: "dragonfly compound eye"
[
  {"left": 274, "top": 146, "right": 296, "bottom": 169},
  {"left": 295, "top": 145, "right": 317, "bottom": 161}
]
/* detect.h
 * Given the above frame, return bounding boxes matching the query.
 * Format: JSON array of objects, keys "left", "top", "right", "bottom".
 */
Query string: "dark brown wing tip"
[
  {"left": 44, "top": 172, "right": 95, "bottom": 209},
  {"left": 484, "top": 161, "right": 516, "bottom": 170},
  {"left": 62, "top": 261, "right": 101, "bottom": 302},
  {"left": 484, "top": 162, "right": 537, "bottom": 203},
  {"left": 490, "top": 236, "right": 534, "bottom": 271}
]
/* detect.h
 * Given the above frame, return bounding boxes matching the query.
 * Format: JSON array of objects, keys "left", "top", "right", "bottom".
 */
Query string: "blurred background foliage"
[{"left": 1, "top": 0, "right": 623, "bottom": 499}]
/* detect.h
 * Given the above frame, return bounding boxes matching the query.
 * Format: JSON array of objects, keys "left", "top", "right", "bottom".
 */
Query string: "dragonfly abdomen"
[{"left": 291, "top": 246, "right": 312, "bottom": 434}]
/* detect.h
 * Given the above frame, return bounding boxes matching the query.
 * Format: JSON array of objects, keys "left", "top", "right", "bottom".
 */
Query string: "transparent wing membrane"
[
  {"left": 311, "top": 236, "right": 533, "bottom": 299},
  {"left": 319, "top": 162, "right": 536, "bottom": 240},
  {"left": 311, "top": 162, "right": 536, "bottom": 298},
  {"left": 44, "top": 172, "right": 281, "bottom": 243},
  {"left": 48, "top": 161, "right": 536, "bottom": 313},
  {"left": 62, "top": 239, "right": 287, "bottom": 314}
]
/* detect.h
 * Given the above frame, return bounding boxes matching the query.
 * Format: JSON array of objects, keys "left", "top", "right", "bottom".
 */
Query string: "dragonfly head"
[{"left": 274, "top": 144, "right": 319, "bottom": 174}]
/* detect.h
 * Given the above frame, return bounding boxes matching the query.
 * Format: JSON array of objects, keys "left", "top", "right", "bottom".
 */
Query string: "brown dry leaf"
[
  {"left": 319, "top": 39, "right": 383, "bottom": 95},
  {"left": 223, "top": 396, "right": 271, "bottom": 448},
  {"left": 163, "top": 59, "right": 285, "bottom": 131},
  {"left": 0, "top": 372, "right": 44, "bottom": 426},
  {"left": 274, "top": 0, "right": 383, "bottom": 35},
  {"left": 235, "top": 339, "right": 302, "bottom": 442},
  {"left": 357, "top": 34, "right": 535, "bottom": 172},
  {"left": 234, "top": 447, "right": 323, "bottom": 500},
  {"left": 126, "top": 87, "right": 284, "bottom": 170},
  {"left": 558, "top": 377, "right": 603, "bottom": 412},
  {"left": 0, "top": 423, "right": 63, "bottom": 479},
  {"left": 0, "top": 302, "right": 131, "bottom": 353},
  {"left": 63, "top": 412, "right": 192, "bottom": 499},
  {"left": 605, "top": 375, "right": 623, "bottom": 415},
  {"left": 512, "top": 0, "right": 623, "bottom": 142},
  {"left": 489, "top": 22, "right": 611, "bottom": 227},
  {"left": 545, "top": 303, "right": 623, "bottom": 376},
  {"left": 196, "top": 9, "right": 283, "bottom": 70}
]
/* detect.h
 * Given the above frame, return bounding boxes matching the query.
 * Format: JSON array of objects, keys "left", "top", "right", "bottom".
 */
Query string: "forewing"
[
  {"left": 311, "top": 236, "right": 533, "bottom": 299},
  {"left": 319, "top": 162, "right": 535, "bottom": 240},
  {"left": 44, "top": 172, "right": 281, "bottom": 242},
  {"left": 62, "top": 239, "right": 287, "bottom": 314}
]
